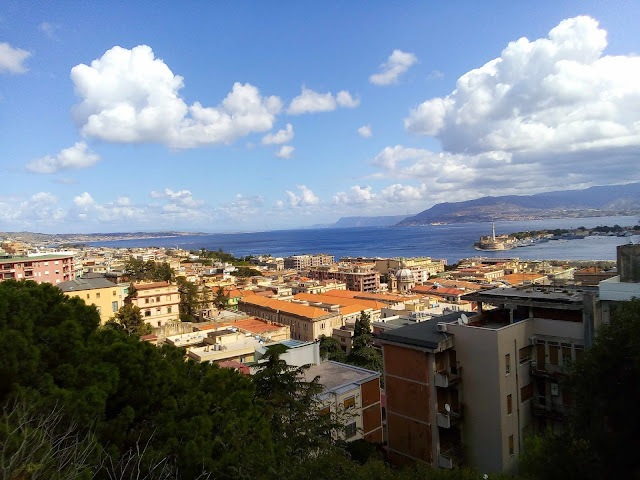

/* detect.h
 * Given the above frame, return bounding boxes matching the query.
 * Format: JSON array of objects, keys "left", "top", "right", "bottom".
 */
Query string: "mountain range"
[{"left": 396, "top": 183, "right": 640, "bottom": 226}]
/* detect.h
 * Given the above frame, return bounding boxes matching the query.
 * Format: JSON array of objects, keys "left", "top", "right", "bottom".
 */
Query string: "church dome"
[{"left": 396, "top": 267, "right": 414, "bottom": 282}]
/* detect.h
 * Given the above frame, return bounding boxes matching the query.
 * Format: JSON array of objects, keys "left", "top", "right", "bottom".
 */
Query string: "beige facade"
[{"left": 130, "top": 281, "right": 180, "bottom": 327}]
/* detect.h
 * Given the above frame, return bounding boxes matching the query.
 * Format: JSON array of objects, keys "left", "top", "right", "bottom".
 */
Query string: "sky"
[{"left": 1, "top": 1, "right": 640, "bottom": 233}]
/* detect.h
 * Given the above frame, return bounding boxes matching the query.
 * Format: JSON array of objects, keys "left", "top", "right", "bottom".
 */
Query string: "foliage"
[
  {"left": 234, "top": 266, "right": 262, "bottom": 277},
  {"left": 107, "top": 304, "right": 153, "bottom": 336},
  {"left": 346, "top": 311, "right": 383, "bottom": 373},
  {"left": 318, "top": 334, "right": 346, "bottom": 362},
  {"left": 175, "top": 277, "right": 211, "bottom": 322},
  {"left": 215, "top": 286, "right": 228, "bottom": 310},
  {"left": 354, "top": 310, "right": 371, "bottom": 337},
  {"left": 124, "top": 259, "right": 174, "bottom": 282}
]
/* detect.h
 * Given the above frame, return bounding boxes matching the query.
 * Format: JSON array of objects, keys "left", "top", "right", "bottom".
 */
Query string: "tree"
[
  {"left": 214, "top": 286, "right": 228, "bottom": 311},
  {"left": 176, "top": 276, "right": 200, "bottom": 322},
  {"left": 318, "top": 335, "right": 346, "bottom": 362},
  {"left": 108, "top": 304, "right": 153, "bottom": 336},
  {"left": 353, "top": 311, "right": 371, "bottom": 337},
  {"left": 124, "top": 259, "right": 173, "bottom": 282}
]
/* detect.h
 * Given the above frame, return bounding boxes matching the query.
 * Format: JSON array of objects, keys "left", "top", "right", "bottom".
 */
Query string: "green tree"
[
  {"left": 176, "top": 276, "right": 199, "bottom": 322},
  {"left": 318, "top": 334, "right": 346, "bottom": 362},
  {"left": 346, "top": 311, "right": 382, "bottom": 373},
  {"left": 215, "top": 286, "right": 228, "bottom": 310},
  {"left": 108, "top": 304, "right": 153, "bottom": 336},
  {"left": 353, "top": 311, "right": 371, "bottom": 337}
]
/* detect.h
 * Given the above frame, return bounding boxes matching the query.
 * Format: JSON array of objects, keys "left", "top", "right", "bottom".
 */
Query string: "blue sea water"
[{"left": 87, "top": 216, "right": 640, "bottom": 264}]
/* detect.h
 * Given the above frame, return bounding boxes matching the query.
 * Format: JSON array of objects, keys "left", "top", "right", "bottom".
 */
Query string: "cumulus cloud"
[
  {"left": 26, "top": 142, "right": 100, "bottom": 174},
  {"left": 39, "top": 22, "right": 60, "bottom": 40},
  {"left": 287, "top": 87, "right": 359, "bottom": 114},
  {"left": 71, "top": 45, "right": 282, "bottom": 148},
  {"left": 150, "top": 188, "right": 203, "bottom": 207},
  {"left": 358, "top": 125, "right": 372, "bottom": 138},
  {"left": 370, "top": 49, "right": 417, "bottom": 86},
  {"left": 262, "top": 123, "right": 294, "bottom": 144},
  {"left": 405, "top": 16, "right": 640, "bottom": 156},
  {"left": 333, "top": 185, "right": 375, "bottom": 205},
  {"left": 285, "top": 185, "right": 319, "bottom": 207},
  {"left": 0, "top": 192, "right": 65, "bottom": 226},
  {"left": 0, "top": 42, "right": 31, "bottom": 73},
  {"left": 275, "top": 145, "right": 295, "bottom": 159},
  {"left": 218, "top": 194, "right": 264, "bottom": 217}
]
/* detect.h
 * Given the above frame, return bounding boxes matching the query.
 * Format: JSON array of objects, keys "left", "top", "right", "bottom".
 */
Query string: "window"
[
  {"left": 145, "top": 310, "right": 151, "bottom": 317},
  {"left": 507, "top": 394, "right": 512, "bottom": 415},
  {"left": 562, "top": 346, "right": 572, "bottom": 364},
  {"left": 345, "top": 422, "right": 357, "bottom": 439},
  {"left": 508, "top": 435, "right": 514, "bottom": 456},
  {"left": 113, "top": 290, "right": 116, "bottom": 296},
  {"left": 96, "top": 292, "right": 100, "bottom": 299},
  {"left": 112, "top": 301, "right": 118, "bottom": 312},
  {"left": 575, "top": 345, "right": 584, "bottom": 362},
  {"left": 536, "top": 343, "right": 545, "bottom": 367},
  {"left": 167, "top": 307, "right": 172, "bottom": 314},
  {"left": 44, "top": 271, "right": 49, "bottom": 275},
  {"left": 344, "top": 396, "right": 356, "bottom": 410},
  {"left": 156, "top": 296, "right": 161, "bottom": 302},
  {"left": 145, "top": 298, "right": 150, "bottom": 304},
  {"left": 549, "top": 344, "right": 559, "bottom": 365},
  {"left": 518, "top": 345, "right": 532, "bottom": 364},
  {"left": 86, "top": 294, "right": 90, "bottom": 299},
  {"left": 521, "top": 383, "right": 534, "bottom": 402},
  {"left": 505, "top": 354, "right": 511, "bottom": 374},
  {"left": 55, "top": 261, "right": 59, "bottom": 265},
  {"left": 44, "top": 262, "right": 48, "bottom": 266}
]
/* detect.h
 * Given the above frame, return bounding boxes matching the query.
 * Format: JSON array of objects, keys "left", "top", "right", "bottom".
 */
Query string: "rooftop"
[
  {"left": 240, "top": 295, "right": 337, "bottom": 319},
  {"left": 463, "top": 286, "right": 585, "bottom": 309},
  {"left": 302, "top": 361, "right": 380, "bottom": 393},
  {"left": 58, "top": 276, "right": 117, "bottom": 292},
  {"left": 376, "top": 311, "right": 470, "bottom": 351},
  {"left": 0, "top": 253, "right": 73, "bottom": 263}
]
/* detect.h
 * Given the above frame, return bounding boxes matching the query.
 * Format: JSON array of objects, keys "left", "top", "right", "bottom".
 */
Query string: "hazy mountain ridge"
[
  {"left": 331, "top": 215, "right": 413, "bottom": 228},
  {"left": 397, "top": 183, "right": 640, "bottom": 226}
]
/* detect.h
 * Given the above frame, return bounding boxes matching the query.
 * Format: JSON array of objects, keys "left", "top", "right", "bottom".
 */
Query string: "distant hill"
[
  {"left": 397, "top": 183, "right": 640, "bottom": 226},
  {"left": 331, "top": 215, "right": 412, "bottom": 228}
]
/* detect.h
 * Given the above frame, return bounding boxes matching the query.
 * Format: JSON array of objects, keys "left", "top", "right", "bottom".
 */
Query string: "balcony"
[
  {"left": 533, "top": 400, "right": 573, "bottom": 420},
  {"left": 530, "top": 362, "right": 566, "bottom": 379},
  {"left": 434, "top": 369, "right": 460, "bottom": 388},
  {"left": 438, "top": 445, "right": 462, "bottom": 470},
  {"left": 436, "top": 408, "right": 461, "bottom": 429}
]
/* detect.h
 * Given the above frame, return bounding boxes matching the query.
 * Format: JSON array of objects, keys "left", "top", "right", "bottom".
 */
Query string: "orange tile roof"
[
  {"left": 240, "top": 295, "right": 333, "bottom": 319},
  {"left": 293, "top": 292, "right": 385, "bottom": 310},
  {"left": 501, "top": 273, "right": 546, "bottom": 285},
  {"left": 339, "top": 304, "right": 371, "bottom": 316},
  {"left": 322, "top": 289, "right": 358, "bottom": 298},
  {"left": 411, "top": 285, "right": 465, "bottom": 296}
]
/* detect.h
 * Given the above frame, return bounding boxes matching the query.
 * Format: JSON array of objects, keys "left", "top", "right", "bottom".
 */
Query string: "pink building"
[{"left": 0, "top": 253, "right": 75, "bottom": 284}]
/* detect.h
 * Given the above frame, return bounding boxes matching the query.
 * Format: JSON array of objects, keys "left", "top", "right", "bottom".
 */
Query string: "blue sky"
[{"left": 1, "top": 1, "right": 640, "bottom": 233}]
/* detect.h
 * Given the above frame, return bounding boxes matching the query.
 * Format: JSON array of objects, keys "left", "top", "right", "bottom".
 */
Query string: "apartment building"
[
  {"left": 130, "top": 281, "right": 180, "bottom": 327},
  {"left": 303, "top": 361, "right": 383, "bottom": 443},
  {"left": 375, "top": 257, "right": 446, "bottom": 277},
  {"left": 308, "top": 264, "right": 380, "bottom": 292},
  {"left": 0, "top": 253, "right": 75, "bottom": 284},
  {"left": 238, "top": 295, "right": 342, "bottom": 341},
  {"left": 58, "top": 276, "right": 124, "bottom": 324},
  {"left": 598, "top": 244, "right": 640, "bottom": 323},
  {"left": 284, "top": 254, "right": 334, "bottom": 270},
  {"left": 379, "top": 286, "right": 597, "bottom": 473}
]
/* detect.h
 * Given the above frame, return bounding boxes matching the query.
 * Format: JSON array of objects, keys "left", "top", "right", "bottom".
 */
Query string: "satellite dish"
[
  {"left": 444, "top": 403, "right": 451, "bottom": 413},
  {"left": 461, "top": 313, "right": 469, "bottom": 325},
  {"left": 457, "top": 318, "right": 463, "bottom": 325}
]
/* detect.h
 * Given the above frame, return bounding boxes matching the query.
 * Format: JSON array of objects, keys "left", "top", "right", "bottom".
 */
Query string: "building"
[
  {"left": 379, "top": 285, "right": 598, "bottom": 473},
  {"left": 375, "top": 257, "right": 446, "bottom": 277},
  {"left": 0, "top": 252, "right": 75, "bottom": 284},
  {"left": 58, "top": 276, "right": 124, "bottom": 324},
  {"left": 238, "top": 295, "right": 342, "bottom": 341},
  {"left": 129, "top": 281, "right": 180, "bottom": 327},
  {"left": 284, "top": 254, "right": 334, "bottom": 270},
  {"left": 303, "top": 361, "right": 383, "bottom": 443},
  {"left": 599, "top": 244, "right": 640, "bottom": 323},
  {"left": 308, "top": 264, "right": 380, "bottom": 292}
]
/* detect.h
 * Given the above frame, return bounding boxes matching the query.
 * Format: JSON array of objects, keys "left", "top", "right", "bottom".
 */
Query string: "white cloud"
[
  {"left": 39, "top": 22, "right": 60, "bottom": 40},
  {"left": 336, "top": 90, "right": 360, "bottom": 108},
  {"left": 385, "top": 16, "right": 640, "bottom": 199},
  {"left": 71, "top": 45, "right": 282, "bottom": 148},
  {"left": 26, "top": 142, "right": 100, "bottom": 174},
  {"left": 0, "top": 42, "right": 31, "bottom": 74},
  {"left": 285, "top": 185, "right": 319, "bottom": 207},
  {"left": 333, "top": 185, "right": 375, "bottom": 205},
  {"left": 262, "top": 123, "right": 294, "bottom": 145},
  {"left": 0, "top": 192, "right": 65, "bottom": 226},
  {"left": 426, "top": 70, "right": 444, "bottom": 80},
  {"left": 380, "top": 183, "right": 427, "bottom": 203},
  {"left": 405, "top": 16, "right": 640, "bottom": 156},
  {"left": 150, "top": 188, "right": 203, "bottom": 207},
  {"left": 358, "top": 125, "right": 372, "bottom": 138},
  {"left": 369, "top": 49, "right": 417, "bottom": 86},
  {"left": 287, "top": 87, "right": 359, "bottom": 114},
  {"left": 275, "top": 145, "right": 294, "bottom": 159},
  {"left": 218, "top": 194, "right": 264, "bottom": 217}
]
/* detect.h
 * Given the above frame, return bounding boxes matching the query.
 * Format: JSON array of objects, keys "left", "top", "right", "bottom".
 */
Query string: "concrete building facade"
[
  {"left": 130, "top": 281, "right": 180, "bottom": 327},
  {"left": 0, "top": 253, "right": 75, "bottom": 284}
]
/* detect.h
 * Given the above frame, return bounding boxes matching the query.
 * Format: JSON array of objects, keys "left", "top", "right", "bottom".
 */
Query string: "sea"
[{"left": 86, "top": 215, "right": 640, "bottom": 264}]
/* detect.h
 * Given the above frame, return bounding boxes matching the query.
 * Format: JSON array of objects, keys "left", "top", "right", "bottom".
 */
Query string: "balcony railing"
[
  {"left": 533, "top": 400, "right": 573, "bottom": 419},
  {"left": 438, "top": 445, "right": 463, "bottom": 470},
  {"left": 530, "top": 362, "right": 566, "bottom": 379},
  {"left": 436, "top": 409, "right": 462, "bottom": 429},
  {"left": 434, "top": 369, "right": 460, "bottom": 388}
]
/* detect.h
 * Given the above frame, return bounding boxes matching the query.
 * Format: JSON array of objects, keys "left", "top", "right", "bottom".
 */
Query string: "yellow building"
[
  {"left": 130, "top": 281, "right": 180, "bottom": 327},
  {"left": 58, "top": 276, "right": 124, "bottom": 324}
]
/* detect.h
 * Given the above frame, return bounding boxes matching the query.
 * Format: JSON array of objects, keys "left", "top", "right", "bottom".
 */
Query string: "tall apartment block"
[
  {"left": 0, "top": 253, "right": 75, "bottom": 284},
  {"left": 379, "top": 284, "right": 598, "bottom": 473}
]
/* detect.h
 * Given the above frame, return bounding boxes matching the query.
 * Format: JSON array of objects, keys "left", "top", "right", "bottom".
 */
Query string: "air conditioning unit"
[{"left": 437, "top": 322, "right": 448, "bottom": 332}]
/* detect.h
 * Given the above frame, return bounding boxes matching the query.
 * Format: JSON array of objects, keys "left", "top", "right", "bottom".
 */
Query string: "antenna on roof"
[
  {"left": 461, "top": 313, "right": 469, "bottom": 325},
  {"left": 444, "top": 403, "right": 451, "bottom": 413}
]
